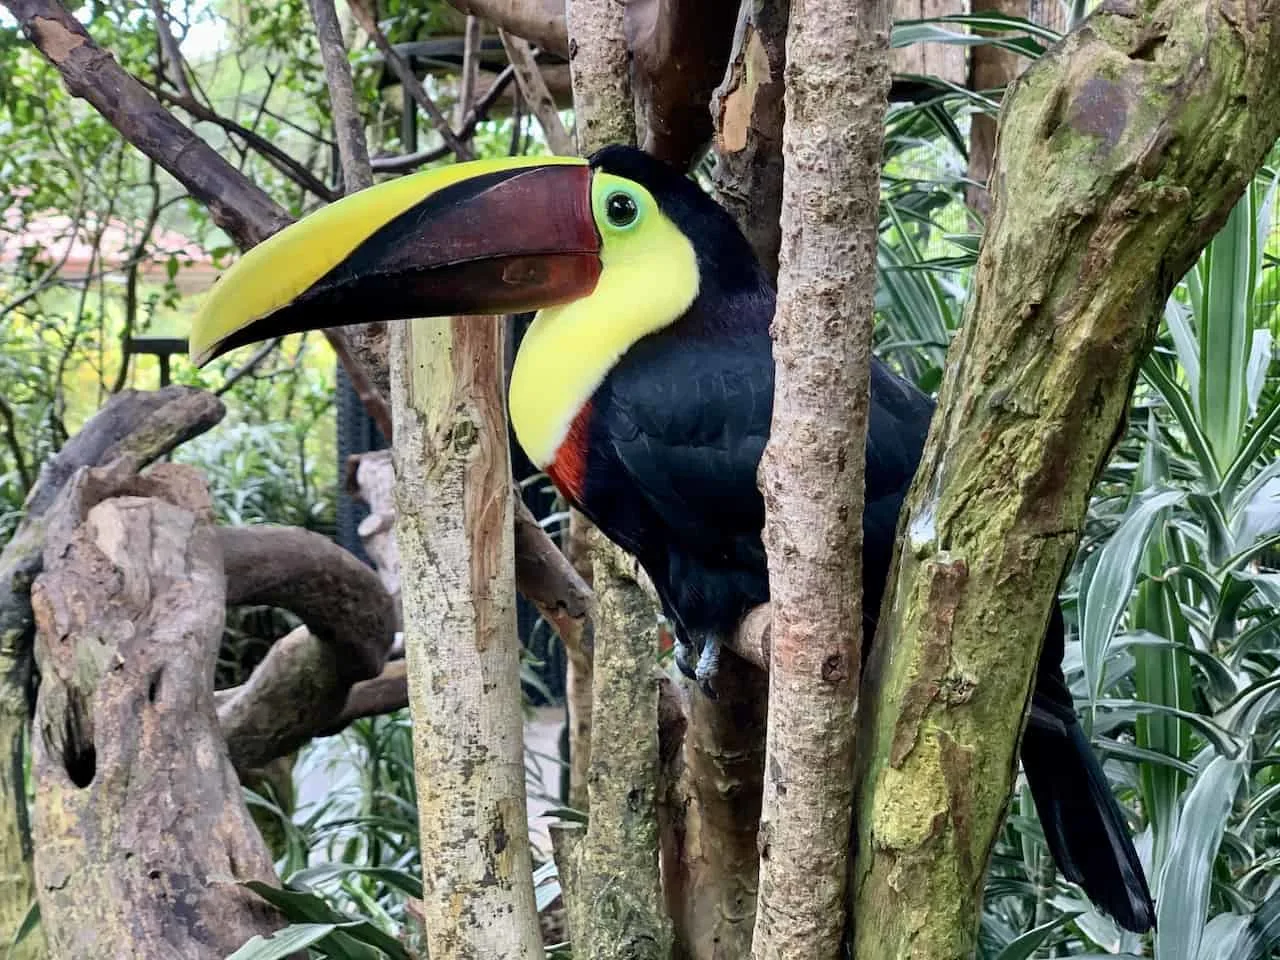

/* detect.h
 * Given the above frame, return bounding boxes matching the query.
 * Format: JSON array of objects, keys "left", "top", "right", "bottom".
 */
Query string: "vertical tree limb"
[
  {"left": 565, "top": 0, "right": 637, "bottom": 150},
  {"left": 308, "top": 0, "right": 393, "bottom": 402},
  {"left": 499, "top": 30, "right": 575, "bottom": 155},
  {"left": 458, "top": 15, "right": 484, "bottom": 127},
  {"left": 710, "top": 0, "right": 789, "bottom": 280},
  {"left": 965, "top": 0, "right": 1030, "bottom": 219},
  {"left": 851, "top": 3, "right": 1280, "bottom": 955},
  {"left": 750, "top": 0, "right": 891, "bottom": 956},
  {"left": 564, "top": 536, "right": 672, "bottom": 959},
  {"left": 390, "top": 310, "right": 544, "bottom": 958}
]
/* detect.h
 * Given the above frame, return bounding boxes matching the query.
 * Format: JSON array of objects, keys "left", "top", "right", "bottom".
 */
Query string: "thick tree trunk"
[
  {"left": 750, "top": 0, "right": 891, "bottom": 957},
  {"left": 0, "top": 387, "right": 224, "bottom": 957},
  {"left": 851, "top": 2, "right": 1280, "bottom": 955},
  {"left": 390, "top": 313, "right": 544, "bottom": 959},
  {"left": 29, "top": 462, "right": 283, "bottom": 959}
]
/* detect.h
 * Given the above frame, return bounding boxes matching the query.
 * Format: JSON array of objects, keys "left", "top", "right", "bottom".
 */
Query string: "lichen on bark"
[{"left": 851, "top": 2, "right": 1280, "bottom": 956}]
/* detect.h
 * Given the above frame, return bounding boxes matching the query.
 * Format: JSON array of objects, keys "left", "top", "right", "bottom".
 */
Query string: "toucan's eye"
[{"left": 605, "top": 191, "right": 639, "bottom": 228}]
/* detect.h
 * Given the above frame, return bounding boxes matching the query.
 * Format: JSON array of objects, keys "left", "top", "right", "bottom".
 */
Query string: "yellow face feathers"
[{"left": 507, "top": 172, "right": 701, "bottom": 467}]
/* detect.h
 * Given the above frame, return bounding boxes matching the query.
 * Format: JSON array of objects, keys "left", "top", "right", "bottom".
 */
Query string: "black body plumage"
[{"left": 551, "top": 145, "right": 1156, "bottom": 933}]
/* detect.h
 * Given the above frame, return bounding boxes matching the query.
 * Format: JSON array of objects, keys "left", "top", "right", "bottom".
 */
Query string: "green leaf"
[
  {"left": 6, "top": 898, "right": 38, "bottom": 951},
  {"left": 1155, "top": 754, "right": 1248, "bottom": 960},
  {"left": 1078, "top": 489, "right": 1184, "bottom": 711},
  {"left": 992, "top": 912, "right": 1079, "bottom": 960},
  {"left": 241, "top": 881, "right": 409, "bottom": 960},
  {"left": 227, "top": 923, "right": 343, "bottom": 960}
]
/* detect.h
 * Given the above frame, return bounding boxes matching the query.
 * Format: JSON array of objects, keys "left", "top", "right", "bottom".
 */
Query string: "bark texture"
[
  {"left": 390, "top": 314, "right": 543, "bottom": 959},
  {"left": 0, "top": 386, "right": 223, "bottom": 957},
  {"left": 625, "top": 0, "right": 740, "bottom": 167},
  {"left": 751, "top": 0, "right": 891, "bottom": 956},
  {"left": 710, "top": 0, "right": 789, "bottom": 280},
  {"left": 851, "top": 3, "right": 1280, "bottom": 956},
  {"left": 565, "top": 0, "right": 637, "bottom": 151},
  {"left": 446, "top": 0, "right": 569, "bottom": 57},
  {"left": 560, "top": 535, "right": 671, "bottom": 959},
  {"left": 29, "top": 462, "right": 283, "bottom": 959},
  {"left": 662, "top": 658, "right": 767, "bottom": 959}
]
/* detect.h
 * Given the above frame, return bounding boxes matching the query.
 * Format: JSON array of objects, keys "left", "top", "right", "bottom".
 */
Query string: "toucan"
[{"left": 189, "top": 145, "right": 1156, "bottom": 933}]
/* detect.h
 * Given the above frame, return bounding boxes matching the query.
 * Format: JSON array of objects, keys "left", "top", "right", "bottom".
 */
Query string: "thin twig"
[
  {"left": 348, "top": 0, "right": 473, "bottom": 160},
  {"left": 499, "top": 31, "right": 573, "bottom": 155},
  {"left": 369, "top": 65, "right": 517, "bottom": 172},
  {"left": 215, "top": 338, "right": 284, "bottom": 396},
  {"left": 150, "top": 84, "right": 339, "bottom": 202},
  {"left": 0, "top": 396, "right": 31, "bottom": 492},
  {"left": 457, "top": 15, "right": 483, "bottom": 128},
  {"left": 149, "top": 0, "right": 192, "bottom": 97},
  {"left": 308, "top": 0, "right": 373, "bottom": 193}
]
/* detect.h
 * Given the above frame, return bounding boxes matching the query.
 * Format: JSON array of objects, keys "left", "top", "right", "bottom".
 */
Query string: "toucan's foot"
[
  {"left": 694, "top": 634, "right": 722, "bottom": 700},
  {"left": 674, "top": 637, "right": 699, "bottom": 682}
]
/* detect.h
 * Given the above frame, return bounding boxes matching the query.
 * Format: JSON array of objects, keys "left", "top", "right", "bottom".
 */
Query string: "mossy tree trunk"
[{"left": 851, "top": 2, "right": 1280, "bottom": 955}]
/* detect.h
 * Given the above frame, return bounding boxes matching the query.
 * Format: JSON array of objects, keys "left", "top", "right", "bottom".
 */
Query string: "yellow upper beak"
[{"left": 189, "top": 155, "right": 602, "bottom": 366}]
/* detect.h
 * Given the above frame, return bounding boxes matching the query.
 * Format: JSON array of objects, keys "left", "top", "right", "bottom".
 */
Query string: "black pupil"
[{"left": 606, "top": 192, "right": 637, "bottom": 226}]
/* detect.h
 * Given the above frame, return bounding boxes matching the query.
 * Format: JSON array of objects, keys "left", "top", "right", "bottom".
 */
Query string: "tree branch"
[
  {"left": 30, "top": 462, "right": 285, "bottom": 959},
  {"left": 445, "top": 0, "right": 568, "bottom": 58},
  {"left": 220, "top": 525, "right": 395, "bottom": 684},
  {"left": 750, "top": 0, "right": 891, "bottom": 955},
  {"left": 368, "top": 64, "right": 517, "bottom": 172},
  {"left": 309, "top": 0, "right": 373, "bottom": 193},
  {"left": 152, "top": 85, "right": 340, "bottom": 202},
  {"left": 3, "top": 0, "right": 292, "bottom": 247},
  {"left": 498, "top": 30, "right": 573, "bottom": 154},
  {"left": 348, "top": 1, "right": 473, "bottom": 160},
  {"left": 851, "top": 3, "right": 1280, "bottom": 955}
]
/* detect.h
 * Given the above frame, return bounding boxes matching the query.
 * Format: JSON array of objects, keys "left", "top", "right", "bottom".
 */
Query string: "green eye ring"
[{"left": 604, "top": 189, "right": 640, "bottom": 229}]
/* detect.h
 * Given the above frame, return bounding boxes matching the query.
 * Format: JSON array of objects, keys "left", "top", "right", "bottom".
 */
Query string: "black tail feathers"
[{"left": 1020, "top": 707, "right": 1156, "bottom": 934}]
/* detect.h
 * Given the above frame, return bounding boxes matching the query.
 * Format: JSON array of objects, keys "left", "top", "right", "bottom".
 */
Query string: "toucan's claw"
[{"left": 694, "top": 634, "right": 722, "bottom": 700}]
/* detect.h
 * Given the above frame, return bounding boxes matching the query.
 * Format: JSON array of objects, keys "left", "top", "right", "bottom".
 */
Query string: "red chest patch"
[{"left": 545, "top": 402, "right": 592, "bottom": 504}]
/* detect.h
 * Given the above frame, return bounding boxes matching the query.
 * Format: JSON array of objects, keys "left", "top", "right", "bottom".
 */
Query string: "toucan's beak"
[{"left": 189, "top": 156, "right": 600, "bottom": 366}]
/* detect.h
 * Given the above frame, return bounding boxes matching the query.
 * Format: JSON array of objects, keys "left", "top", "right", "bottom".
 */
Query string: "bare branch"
[
  {"left": 215, "top": 338, "right": 284, "bottom": 396},
  {"left": 445, "top": 0, "right": 568, "bottom": 58},
  {"left": 369, "top": 64, "right": 517, "bottom": 172},
  {"left": 30, "top": 462, "right": 284, "bottom": 958},
  {"left": 151, "top": 86, "right": 340, "bottom": 202},
  {"left": 0, "top": 396, "right": 32, "bottom": 493},
  {"left": 220, "top": 525, "right": 395, "bottom": 684},
  {"left": 348, "top": 2, "right": 473, "bottom": 160},
  {"left": 309, "top": 0, "right": 373, "bottom": 193},
  {"left": 624, "top": 0, "right": 738, "bottom": 168},
  {"left": 499, "top": 30, "right": 573, "bottom": 155},
  {"left": 751, "top": 0, "right": 891, "bottom": 953},
  {"left": 149, "top": 0, "right": 192, "bottom": 97},
  {"left": 458, "top": 15, "right": 484, "bottom": 126}
]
